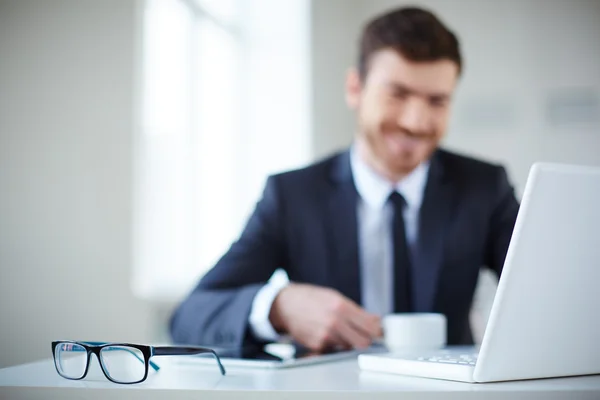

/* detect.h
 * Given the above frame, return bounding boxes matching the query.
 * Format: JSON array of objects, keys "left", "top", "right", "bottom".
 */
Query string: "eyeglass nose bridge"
[
  {"left": 85, "top": 351, "right": 111, "bottom": 381},
  {"left": 68, "top": 347, "right": 106, "bottom": 381}
]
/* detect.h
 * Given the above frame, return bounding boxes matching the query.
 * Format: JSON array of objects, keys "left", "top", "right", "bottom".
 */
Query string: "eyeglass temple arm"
[
  {"left": 79, "top": 341, "right": 160, "bottom": 371},
  {"left": 153, "top": 346, "right": 226, "bottom": 375}
]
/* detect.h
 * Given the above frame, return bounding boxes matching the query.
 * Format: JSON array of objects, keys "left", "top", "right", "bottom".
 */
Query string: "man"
[{"left": 170, "top": 7, "right": 519, "bottom": 352}]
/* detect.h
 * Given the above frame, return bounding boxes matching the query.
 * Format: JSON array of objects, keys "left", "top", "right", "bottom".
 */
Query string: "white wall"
[
  {"left": 311, "top": 0, "right": 600, "bottom": 195},
  {"left": 241, "top": 0, "right": 312, "bottom": 222},
  {"left": 310, "top": 0, "right": 363, "bottom": 160},
  {"left": 0, "top": 0, "right": 153, "bottom": 368}
]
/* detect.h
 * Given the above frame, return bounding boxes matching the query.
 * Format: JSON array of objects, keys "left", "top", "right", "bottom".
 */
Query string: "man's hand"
[{"left": 269, "top": 283, "right": 382, "bottom": 352}]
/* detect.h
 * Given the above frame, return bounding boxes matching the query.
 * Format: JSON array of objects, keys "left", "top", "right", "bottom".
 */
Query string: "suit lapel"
[
  {"left": 412, "top": 151, "right": 458, "bottom": 312},
  {"left": 325, "top": 152, "right": 361, "bottom": 304}
]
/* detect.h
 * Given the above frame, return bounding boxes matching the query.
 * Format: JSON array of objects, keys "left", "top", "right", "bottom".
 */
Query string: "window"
[{"left": 134, "top": 0, "right": 310, "bottom": 301}]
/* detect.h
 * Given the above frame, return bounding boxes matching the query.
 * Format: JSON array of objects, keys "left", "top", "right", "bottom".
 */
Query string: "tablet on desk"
[{"left": 179, "top": 343, "right": 362, "bottom": 369}]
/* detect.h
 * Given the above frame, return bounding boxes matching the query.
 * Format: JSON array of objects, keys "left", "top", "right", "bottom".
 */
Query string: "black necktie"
[{"left": 388, "top": 191, "right": 412, "bottom": 312}]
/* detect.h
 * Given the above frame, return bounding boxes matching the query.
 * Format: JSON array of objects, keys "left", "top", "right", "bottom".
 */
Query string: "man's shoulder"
[
  {"left": 270, "top": 150, "right": 347, "bottom": 184},
  {"left": 437, "top": 148, "right": 507, "bottom": 180}
]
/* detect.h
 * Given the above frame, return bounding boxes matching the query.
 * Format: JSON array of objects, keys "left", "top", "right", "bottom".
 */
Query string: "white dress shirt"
[{"left": 248, "top": 148, "right": 430, "bottom": 340}]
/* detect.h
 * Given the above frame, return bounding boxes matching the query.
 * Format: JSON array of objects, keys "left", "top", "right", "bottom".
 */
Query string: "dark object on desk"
[{"left": 187, "top": 343, "right": 366, "bottom": 369}]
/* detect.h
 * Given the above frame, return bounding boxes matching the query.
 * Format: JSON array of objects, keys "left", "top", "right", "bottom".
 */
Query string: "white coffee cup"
[{"left": 382, "top": 313, "right": 447, "bottom": 351}]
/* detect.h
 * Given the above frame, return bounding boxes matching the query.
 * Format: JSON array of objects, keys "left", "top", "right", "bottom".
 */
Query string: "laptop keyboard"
[{"left": 409, "top": 352, "right": 478, "bottom": 365}]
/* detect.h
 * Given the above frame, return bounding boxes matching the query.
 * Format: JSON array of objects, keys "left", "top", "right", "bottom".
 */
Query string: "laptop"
[{"left": 358, "top": 162, "right": 600, "bottom": 382}]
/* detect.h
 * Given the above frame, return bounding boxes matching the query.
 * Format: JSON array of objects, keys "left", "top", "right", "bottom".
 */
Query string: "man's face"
[{"left": 346, "top": 49, "right": 459, "bottom": 179}]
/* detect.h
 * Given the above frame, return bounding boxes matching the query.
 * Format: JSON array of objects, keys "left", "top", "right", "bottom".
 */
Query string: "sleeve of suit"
[
  {"left": 169, "top": 175, "right": 288, "bottom": 348},
  {"left": 248, "top": 276, "right": 289, "bottom": 341},
  {"left": 485, "top": 166, "right": 520, "bottom": 277}
]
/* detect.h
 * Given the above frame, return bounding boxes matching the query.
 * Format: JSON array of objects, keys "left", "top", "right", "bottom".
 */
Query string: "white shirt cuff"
[{"left": 249, "top": 278, "right": 290, "bottom": 341}]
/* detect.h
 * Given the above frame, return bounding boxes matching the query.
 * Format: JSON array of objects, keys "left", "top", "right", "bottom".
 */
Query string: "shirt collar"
[{"left": 350, "top": 146, "right": 430, "bottom": 210}]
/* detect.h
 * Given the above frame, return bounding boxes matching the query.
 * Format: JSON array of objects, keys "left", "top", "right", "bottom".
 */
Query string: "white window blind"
[{"left": 134, "top": 0, "right": 310, "bottom": 302}]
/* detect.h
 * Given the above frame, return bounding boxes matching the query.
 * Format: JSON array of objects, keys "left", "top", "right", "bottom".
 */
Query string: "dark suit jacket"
[{"left": 170, "top": 148, "right": 519, "bottom": 348}]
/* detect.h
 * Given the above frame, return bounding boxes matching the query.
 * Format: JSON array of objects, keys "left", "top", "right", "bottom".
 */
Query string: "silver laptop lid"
[{"left": 474, "top": 162, "right": 600, "bottom": 382}]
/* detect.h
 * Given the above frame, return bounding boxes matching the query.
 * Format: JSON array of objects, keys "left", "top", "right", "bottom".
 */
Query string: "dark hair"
[{"left": 358, "top": 7, "right": 462, "bottom": 80}]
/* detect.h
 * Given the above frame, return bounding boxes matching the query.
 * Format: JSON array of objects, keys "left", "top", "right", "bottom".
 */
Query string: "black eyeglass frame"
[{"left": 51, "top": 340, "right": 226, "bottom": 384}]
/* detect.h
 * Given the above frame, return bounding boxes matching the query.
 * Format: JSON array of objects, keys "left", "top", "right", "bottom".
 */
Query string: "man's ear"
[{"left": 345, "top": 67, "right": 362, "bottom": 110}]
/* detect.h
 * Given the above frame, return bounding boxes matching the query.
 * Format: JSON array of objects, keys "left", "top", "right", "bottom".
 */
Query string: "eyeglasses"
[{"left": 51, "top": 341, "right": 226, "bottom": 384}]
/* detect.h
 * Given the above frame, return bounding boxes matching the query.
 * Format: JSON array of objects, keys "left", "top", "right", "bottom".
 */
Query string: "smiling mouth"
[{"left": 386, "top": 134, "right": 421, "bottom": 154}]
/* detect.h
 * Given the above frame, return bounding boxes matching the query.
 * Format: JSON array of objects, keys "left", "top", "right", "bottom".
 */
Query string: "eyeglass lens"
[
  {"left": 99, "top": 345, "right": 147, "bottom": 383},
  {"left": 54, "top": 343, "right": 88, "bottom": 379}
]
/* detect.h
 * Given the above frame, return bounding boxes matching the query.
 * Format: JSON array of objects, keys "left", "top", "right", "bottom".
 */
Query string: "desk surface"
[{"left": 1, "top": 357, "right": 600, "bottom": 400}]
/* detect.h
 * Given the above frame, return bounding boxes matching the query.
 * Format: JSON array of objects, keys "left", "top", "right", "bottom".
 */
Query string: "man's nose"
[{"left": 397, "top": 98, "right": 429, "bottom": 134}]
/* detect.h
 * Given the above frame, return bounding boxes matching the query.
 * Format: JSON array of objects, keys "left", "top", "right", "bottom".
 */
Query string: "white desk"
[{"left": 1, "top": 357, "right": 600, "bottom": 399}]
